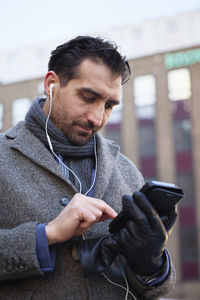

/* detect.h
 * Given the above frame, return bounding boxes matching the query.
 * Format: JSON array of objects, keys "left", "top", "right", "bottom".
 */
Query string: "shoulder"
[
  {"left": 96, "top": 133, "right": 139, "bottom": 169},
  {"left": 0, "top": 121, "right": 36, "bottom": 156},
  {"left": 96, "top": 133, "right": 144, "bottom": 189},
  {"left": 0, "top": 121, "right": 27, "bottom": 139},
  {"left": 117, "top": 151, "right": 144, "bottom": 189}
]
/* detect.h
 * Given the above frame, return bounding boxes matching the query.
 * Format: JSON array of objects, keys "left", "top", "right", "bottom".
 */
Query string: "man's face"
[{"left": 44, "top": 59, "right": 121, "bottom": 146}]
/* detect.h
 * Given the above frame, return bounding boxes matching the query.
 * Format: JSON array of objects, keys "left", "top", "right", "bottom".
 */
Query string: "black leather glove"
[
  {"left": 75, "top": 235, "right": 117, "bottom": 277},
  {"left": 104, "top": 192, "right": 168, "bottom": 276},
  {"left": 160, "top": 206, "right": 177, "bottom": 233}
]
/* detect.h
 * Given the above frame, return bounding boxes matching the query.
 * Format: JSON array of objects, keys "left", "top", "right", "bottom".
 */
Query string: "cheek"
[{"left": 103, "top": 110, "right": 112, "bottom": 126}]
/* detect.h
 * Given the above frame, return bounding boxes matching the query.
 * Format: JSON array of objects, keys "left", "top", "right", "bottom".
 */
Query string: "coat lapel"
[
  {"left": 6, "top": 121, "right": 76, "bottom": 190},
  {"left": 94, "top": 134, "right": 120, "bottom": 200},
  {"left": 6, "top": 122, "right": 120, "bottom": 197}
]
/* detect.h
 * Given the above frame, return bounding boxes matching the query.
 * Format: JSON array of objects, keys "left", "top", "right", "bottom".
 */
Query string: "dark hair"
[{"left": 48, "top": 36, "right": 131, "bottom": 86}]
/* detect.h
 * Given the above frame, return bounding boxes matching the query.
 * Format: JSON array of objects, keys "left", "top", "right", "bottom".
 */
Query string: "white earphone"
[
  {"left": 45, "top": 83, "right": 54, "bottom": 151},
  {"left": 49, "top": 83, "right": 54, "bottom": 99}
]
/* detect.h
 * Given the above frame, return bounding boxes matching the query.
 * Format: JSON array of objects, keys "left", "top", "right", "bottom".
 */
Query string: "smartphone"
[{"left": 109, "top": 180, "right": 184, "bottom": 234}]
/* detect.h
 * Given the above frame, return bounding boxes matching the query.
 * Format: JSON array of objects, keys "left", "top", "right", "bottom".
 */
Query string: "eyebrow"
[{"left": 78, "top": 87, "right": 120, "bottom": 105}]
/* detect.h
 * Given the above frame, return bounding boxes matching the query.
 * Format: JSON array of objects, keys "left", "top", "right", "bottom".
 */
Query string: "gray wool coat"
[{"left": 0, "top": 121, "right": 175, "bottom": 300}]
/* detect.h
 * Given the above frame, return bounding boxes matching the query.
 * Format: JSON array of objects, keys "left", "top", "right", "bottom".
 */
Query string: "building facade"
[
  {"left": 0, "top": 45, "right": 200, "bottom": 299},
  {"left": 1, "top": 10, "right": 200, "bottom": 300}
]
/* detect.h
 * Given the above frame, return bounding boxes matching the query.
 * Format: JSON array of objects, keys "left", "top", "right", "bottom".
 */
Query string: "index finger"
[
  {"left": 100, "top": 203, "right": 117, "bottom": 221},
  {"left": 84, "top": 195, "right": 117, "bottom": 221}
]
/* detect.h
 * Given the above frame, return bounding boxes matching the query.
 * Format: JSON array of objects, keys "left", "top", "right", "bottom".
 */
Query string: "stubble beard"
[
  {"left": 65, "top": 127, "right": 94, "bottom": 146},
  {"left": 51, "top": 113, "right": 96, "bottom": 146}
]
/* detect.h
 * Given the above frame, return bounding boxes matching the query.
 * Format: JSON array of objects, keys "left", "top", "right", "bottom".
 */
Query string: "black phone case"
[{"left": 109, "top": 181, "right": 184, "bottom": 234}]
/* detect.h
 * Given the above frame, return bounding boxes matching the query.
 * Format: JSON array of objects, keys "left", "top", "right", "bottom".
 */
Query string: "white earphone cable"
[
  {"left": 101, "top": 257, "right": 137, "bottom": 300},
  {"left": 101, "top": 272, "right": 137, "bottom": 300},
  {"left": 45, "top": 85, "right": 97, "bottom": 196}
]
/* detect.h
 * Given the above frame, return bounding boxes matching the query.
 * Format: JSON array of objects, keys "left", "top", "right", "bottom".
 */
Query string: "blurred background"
[{"left": 1, "top": 1, "right": 200, "bottom": 299}]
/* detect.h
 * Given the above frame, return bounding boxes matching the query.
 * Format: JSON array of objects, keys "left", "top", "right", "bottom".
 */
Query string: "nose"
[{"left": 87, "top": 103, "right": 105, "bottom": 128}]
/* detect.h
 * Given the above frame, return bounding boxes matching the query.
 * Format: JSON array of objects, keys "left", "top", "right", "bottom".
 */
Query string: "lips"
[{"left": 75, "top": 124, "right": 92, "bottom": 134}]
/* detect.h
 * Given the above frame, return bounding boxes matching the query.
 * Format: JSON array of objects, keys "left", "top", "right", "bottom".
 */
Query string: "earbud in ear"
[
  {"left": 49, "top": 83, "right": 54, "bottom": 99},
  {"left": 49, "top": 83, "right": 54, "bottom": 92}
]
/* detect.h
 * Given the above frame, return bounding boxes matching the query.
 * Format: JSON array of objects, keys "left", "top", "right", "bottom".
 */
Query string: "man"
[{"left": 0, "top": 36, "right": 176, "bottom": 299}]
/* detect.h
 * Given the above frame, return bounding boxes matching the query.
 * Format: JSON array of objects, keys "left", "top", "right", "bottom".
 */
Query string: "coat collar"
[
  {"left": 6, "top": 121, "right": 120, "bottom": 198},
  {"left": 94, "top": 133, "right": 120, "bottom": 199},
  {"left": 6, "top": 121, "right": 76, "bottom": 190}
]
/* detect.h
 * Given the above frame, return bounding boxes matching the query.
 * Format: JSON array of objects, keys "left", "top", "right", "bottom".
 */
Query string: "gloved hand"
[
  {"left": 75, "top": 235, "right": 117, "bottom": 277},
  {"left": 104, "top": 192, "right": 168, "bottom": 276},
  {"left": 160, "top": 206, "right": 177, "bottom": 233}
]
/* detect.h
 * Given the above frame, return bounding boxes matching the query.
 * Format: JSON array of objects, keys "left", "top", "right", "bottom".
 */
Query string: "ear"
[{"left": 44, "top": 71, "right": 58, "bottom": 96}]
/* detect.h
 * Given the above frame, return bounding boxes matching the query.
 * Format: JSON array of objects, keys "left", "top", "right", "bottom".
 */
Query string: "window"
[
  {"left": 134, "top": 74, "right": 157, "bottom": 178},
  {"left": 168, "top": 68, "right": 191, "bottom": 101},
  {"left": 173, "top": 119, "right": 192, "bottom": 152},
  {"left": 134, "top": 75, "right": 156, "bottom": 106},
  {"left": 177, "top": 172, "right": 195, "bottom": 207},
  {"left": 139, "top": 124, "right": 156, "bottom": 157},
  {"left": 134, "top": 75, "right": 156, "bottom": 119},
  {"left": 12, "top": 98, "right": 31, "bottom": 126}
]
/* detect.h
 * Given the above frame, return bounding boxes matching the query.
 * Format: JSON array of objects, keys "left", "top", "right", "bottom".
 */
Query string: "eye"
[
  {"left": 105, "top": 103, "right": 113, "bottom": 110},
  {"left": 82, "top": 95, "right": 95, "bottom": 103},
  {"left": 105, "top": 101, "right": 118, "bottom": 110}
]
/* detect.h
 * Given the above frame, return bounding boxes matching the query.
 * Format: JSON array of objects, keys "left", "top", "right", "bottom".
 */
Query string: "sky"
[{"left": 1, "top": 0, "right": 200, "bottom": 52}]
